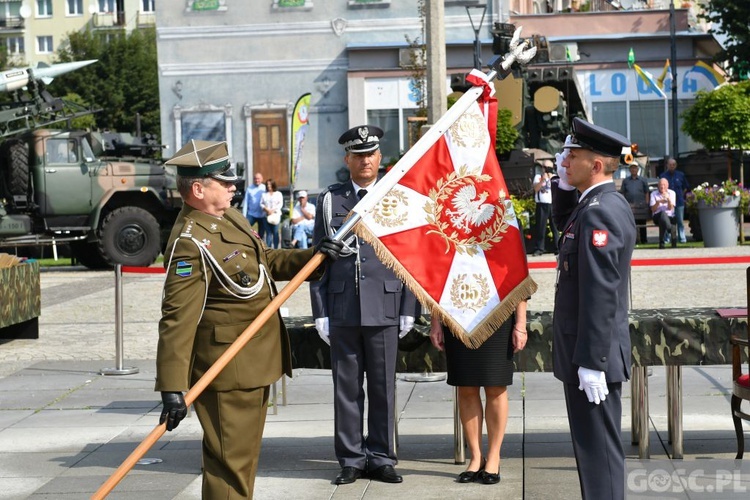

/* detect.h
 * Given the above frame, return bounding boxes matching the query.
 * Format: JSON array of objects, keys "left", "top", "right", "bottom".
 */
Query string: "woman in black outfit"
[{"left": 429, "top": 300, "right": 527, "bottom": 485}]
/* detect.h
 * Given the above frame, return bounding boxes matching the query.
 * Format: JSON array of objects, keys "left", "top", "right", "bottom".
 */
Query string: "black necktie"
[{"left": 357, "top": 189, "right": 367, "bottom": 200}]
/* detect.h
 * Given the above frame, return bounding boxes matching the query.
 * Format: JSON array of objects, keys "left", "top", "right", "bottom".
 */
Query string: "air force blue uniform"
[
  {"left": 552, "top": 118, "right": 636, "bottom": 500},
  {"left": 310, "top": 181, "right": 417, "bottom": 471}
]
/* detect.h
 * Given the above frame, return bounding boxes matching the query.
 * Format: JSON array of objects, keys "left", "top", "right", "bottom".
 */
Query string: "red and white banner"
[{"left": 354, "top": 72, "right": 537, "bottom": 348}]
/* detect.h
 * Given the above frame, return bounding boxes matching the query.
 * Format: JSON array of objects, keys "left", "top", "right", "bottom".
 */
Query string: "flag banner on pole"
[
  {"left": 633, "top": 64, "right": 667, "bottom": 98},
  {"left": 289, "top": 92, "right": 311, "bottom": 210},
  {"left": 656, "top": 59, "right": 671, "bottom": 92},
  {"left": 353, "top": 71, "right": 537, "bottom": 348},
  {"left": 688, "top": 61, "right": 725, "bottom": 89}
]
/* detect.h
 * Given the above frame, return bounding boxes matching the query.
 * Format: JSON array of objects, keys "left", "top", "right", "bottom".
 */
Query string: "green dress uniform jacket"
[{"left": 155, "top": 204, "right": 320, "bottom": 393}]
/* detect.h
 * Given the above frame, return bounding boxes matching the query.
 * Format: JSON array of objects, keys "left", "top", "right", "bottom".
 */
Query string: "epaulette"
[{"left": 326, "top": 182, "right": 343, "bottom": 192}]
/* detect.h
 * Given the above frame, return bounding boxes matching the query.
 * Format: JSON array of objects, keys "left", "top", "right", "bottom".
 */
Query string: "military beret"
[
  {"left": 338, "top": 125, "right": 383, "bottom": 153},
  {"left": 165, "top": 139, "right": 238, "bottom": 182},
  {"left": 564, "top": 117, "right": 630, "bottom": 158}
]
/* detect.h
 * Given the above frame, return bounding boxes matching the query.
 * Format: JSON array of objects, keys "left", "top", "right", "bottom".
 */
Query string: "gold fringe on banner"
[{"left": 353, "top": 220, "right": 538, "bottom": 349}]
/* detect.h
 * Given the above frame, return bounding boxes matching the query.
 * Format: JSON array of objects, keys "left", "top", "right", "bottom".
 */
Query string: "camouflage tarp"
[
  {"left": 285, "top": 308, "right": 748, "bottom": 373},
  {"left": 0, "top": 260, "right": 40, "bottom": 330}
]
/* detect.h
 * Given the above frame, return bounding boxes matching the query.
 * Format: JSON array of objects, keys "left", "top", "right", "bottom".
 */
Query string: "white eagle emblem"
[
  {"left": 592, "top": 230, "right": 608, "bottom": 247},
  {"left": 445, "top": 184, "right": 495, "bottom": 232}
]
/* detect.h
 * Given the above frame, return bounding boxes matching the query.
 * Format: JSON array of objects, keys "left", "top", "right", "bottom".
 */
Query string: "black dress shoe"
[
  {"left": 457, "top": 457, "right": 485, "bottom": 483},
  {"left": 479, "top": 470, "right": 501, "bottom": 485},
  {"left": 335, "top": 466, "right": 363, "bottom": 485},
  {"left": 457, "top": 470, "right": 480, "bottom": 483},
  {"left": 369, "top": 464, "right": 403, "bottom": 483}
]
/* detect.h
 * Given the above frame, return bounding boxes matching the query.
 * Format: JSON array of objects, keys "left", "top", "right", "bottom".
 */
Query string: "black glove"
[
  {"left": 316, "top": 236, "right": 345, "bottom": 261},
  {"left": 159, "top": 391, "right": 187, "bottom": 431}
]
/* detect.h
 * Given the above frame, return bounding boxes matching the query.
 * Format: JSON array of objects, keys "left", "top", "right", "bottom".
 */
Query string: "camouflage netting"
[
  {"left": 0, "top": 260, "right": 40, "bottom": 329},
  {"left": 285, "top": 308, "right": 748, "bottom": 373}
]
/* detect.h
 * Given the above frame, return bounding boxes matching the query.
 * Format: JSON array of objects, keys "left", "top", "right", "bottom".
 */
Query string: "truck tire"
[
  {"left": 98, "top": 206, "right": 161, "bottom": 267},
  {"left": 1, "top": 139, "right": 29, "bottom": 198}
]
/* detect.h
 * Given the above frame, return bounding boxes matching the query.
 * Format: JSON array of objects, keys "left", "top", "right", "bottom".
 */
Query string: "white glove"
[
  {"left": 315, "top": 317, "right": 330, "bottom": 346},
  {"left": 578, "top": 366, "right": 609, "bottom": 405},
  {"left": 555, "top": 134, "right": 575, "bottom": 191},
  {"left": 399, "top": 315, "right": 415, "bottom": 339}
]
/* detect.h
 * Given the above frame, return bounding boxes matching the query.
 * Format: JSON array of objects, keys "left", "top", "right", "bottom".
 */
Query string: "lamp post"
[{"left": 466, "top": 4, "right": 486, "bottom": 70}]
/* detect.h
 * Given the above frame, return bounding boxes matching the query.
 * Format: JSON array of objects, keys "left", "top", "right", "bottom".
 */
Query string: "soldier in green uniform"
[{"left": 155, "top": 140, "right": 343, "bottom": 499}]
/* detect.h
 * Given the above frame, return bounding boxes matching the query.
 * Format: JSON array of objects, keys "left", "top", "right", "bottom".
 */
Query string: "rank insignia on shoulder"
[
  {"left": 592, "top": 230, "right": 608, "bottom": 247},
  {"left": 176, "top": 261, "right": 193, "bottom": 277}
]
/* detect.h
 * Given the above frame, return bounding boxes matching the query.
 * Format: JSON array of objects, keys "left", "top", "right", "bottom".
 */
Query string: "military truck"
[
  {"left": 0, "top": 129, "right": 181, "bottom": 268},
  {"left": 0, "top": 62, "right": 180, "bottom": 268}
]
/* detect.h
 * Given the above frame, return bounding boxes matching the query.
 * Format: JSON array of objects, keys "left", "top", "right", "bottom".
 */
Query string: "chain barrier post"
[{"left": 101, "top": 264, "right": 139, "bottom": 376}]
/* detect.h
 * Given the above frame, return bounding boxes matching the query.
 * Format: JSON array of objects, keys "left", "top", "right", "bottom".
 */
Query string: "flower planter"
[{"left": 697, "top": 197, "right": 739, "bottom": 248}]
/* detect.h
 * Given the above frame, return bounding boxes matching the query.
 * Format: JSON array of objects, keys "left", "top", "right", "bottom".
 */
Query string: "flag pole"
[
  {"left": 91, "top": 27, "right": 535, "bottom": 499},
  {"left": 353, "top": 28, "right": 536, "bottom": 218},
  {"left": 91, "top": 253, "right": 326, "bottom": 499}
]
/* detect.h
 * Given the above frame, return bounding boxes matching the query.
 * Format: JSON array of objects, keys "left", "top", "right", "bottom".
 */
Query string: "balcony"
[
  {"left": 93, "top": 11, "right": 126, "bottom": 28},
  {"left": 137, "top": 11, "right": 155, "bottom": 26},
  {"left": 0, "top": 16, "right": 24, "bottom": 30}
]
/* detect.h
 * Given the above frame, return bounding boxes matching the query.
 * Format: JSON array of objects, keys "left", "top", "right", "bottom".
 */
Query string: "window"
[
  {"left": 67, "top": 0, "right": 83, "bottom": 15},
  {"left": 592, "top": 99, "right": 700, "bottom": 159},
  {"left": 181, "top": 112, "right": 226, "bottom": 144},
  {"left": 36, "top": 35, "right": 53, "bottom": 54},
  {"left": 142, "top": 0, "right": 154, "bottom": 12},
  {"left": 47, "top": 139, "right": 79, "bottom": 163},
  {"left": 36, "top": 0, "right": 52, "bottom": 17},
  {"left": 98, "top": 0, "right": 115, "bottom": 12},
  {"left": 6, "top": 36, "right": 24, "bottom": 55}
]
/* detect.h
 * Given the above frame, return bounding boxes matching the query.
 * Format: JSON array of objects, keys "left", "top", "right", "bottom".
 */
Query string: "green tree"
[
  {"left": 681, "top": 81, "right": 750, "bottom": 151},
  {"left": 48, "top": 27, "right": 160, "bottom": 139},
  {"left": 702, "top": 1, "right": 750, "bottom": 80}
]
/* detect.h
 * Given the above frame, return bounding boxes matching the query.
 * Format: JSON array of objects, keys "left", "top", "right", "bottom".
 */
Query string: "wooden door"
[{"left": 252, "top": 111, "right": 288, "bottom": 187}]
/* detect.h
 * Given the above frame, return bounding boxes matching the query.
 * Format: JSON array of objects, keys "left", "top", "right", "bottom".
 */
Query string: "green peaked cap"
[{"left": 166, "top": 139, "right": 230, "bottom": 176}]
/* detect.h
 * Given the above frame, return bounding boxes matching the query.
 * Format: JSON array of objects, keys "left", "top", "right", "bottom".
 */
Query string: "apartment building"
[
  {"left": 0, "top": 0, "right": 155, "bottom": 67},
  {"left": 155, "top": 0, "right": 722, "bottom": 192}
]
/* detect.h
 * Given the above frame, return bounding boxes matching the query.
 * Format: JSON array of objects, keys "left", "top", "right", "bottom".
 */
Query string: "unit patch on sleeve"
[
  {"left": 175, "top": 261, "right": 193, "bottom": 277},
  {"left": 592, "top": 230, "right": 608, "bottom": 247}
]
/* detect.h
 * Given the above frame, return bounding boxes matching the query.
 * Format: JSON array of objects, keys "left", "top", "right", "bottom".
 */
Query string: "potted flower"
[{"left": 685, "top": 179, "right": 750, "bottom": 247}]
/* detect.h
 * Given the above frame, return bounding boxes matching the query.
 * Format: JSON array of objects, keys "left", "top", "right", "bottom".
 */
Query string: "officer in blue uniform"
[
  {"left": 552, "top": 118, "right": 636, "bottom": 500},
  {"left": 310, "top": 125, "right": 417, "bottom": 485}
]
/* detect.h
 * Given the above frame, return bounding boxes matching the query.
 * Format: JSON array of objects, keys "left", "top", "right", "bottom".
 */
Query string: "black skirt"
[{"left": 444, "top": 315, "right": 515, "bottom": 387}]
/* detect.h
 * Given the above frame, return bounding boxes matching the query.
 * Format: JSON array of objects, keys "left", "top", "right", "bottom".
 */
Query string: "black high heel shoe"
[{"left": 457, "top": 457, "right": 486, "bottom": 483}]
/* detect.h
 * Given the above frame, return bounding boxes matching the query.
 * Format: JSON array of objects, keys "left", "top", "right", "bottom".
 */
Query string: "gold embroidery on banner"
[
  {"left": 449, "top": 109, "right": 486, "bottom": 149},
  {"left": 371, "top": 189, "right": 408, "bottom": 228},
  {"left": 450, "top": 273, "right": 491, "bottom": 312},
  {"left": 424, "top": 165, "right": 515, "bottom": 256}
]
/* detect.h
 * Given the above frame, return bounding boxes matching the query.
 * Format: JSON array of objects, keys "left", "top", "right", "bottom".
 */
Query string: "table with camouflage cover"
[
  {"left": 0, "top": 260, "right": 41, "bottom": 339},
  {"left": 285, "top": 308, "right": 748, "bottom": 460},
  {"left": 285, "top": 309, "right": 747, "bottom": 372}
]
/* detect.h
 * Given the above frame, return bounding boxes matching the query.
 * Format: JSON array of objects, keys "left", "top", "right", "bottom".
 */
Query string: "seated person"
[
  {"left": 290, "top": 190, "right": 315, "bottom": 249},
  {"left": 619, "top": 162, "right": 649, "bottom": 243},
  {"left": 649, "top": 178, "right": 675, "bottom": 249}
]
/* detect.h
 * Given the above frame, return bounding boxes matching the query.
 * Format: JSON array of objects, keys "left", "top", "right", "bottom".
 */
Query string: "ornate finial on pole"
[{"left": 487, "top": 26, "right": 537, "bottom": 81}]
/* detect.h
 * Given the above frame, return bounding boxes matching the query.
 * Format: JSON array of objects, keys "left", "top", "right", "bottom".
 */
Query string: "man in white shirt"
[
  {"left": 242, "top": 172, "right": 266, "bottom": 240},
  {"left": 290, "top": 190, "right": 316, "bottom": 248},
  {"left": 531, "top": 162, "right": 559, "bottom": 256},
  {"left": 650, "top": 178, "right": 676, "bottom": 249}
]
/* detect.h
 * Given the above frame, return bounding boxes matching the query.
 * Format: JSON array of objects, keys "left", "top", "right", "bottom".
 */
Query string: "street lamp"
[{"left": 466, "top": 4, "right": 487, "bottom": 70}]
